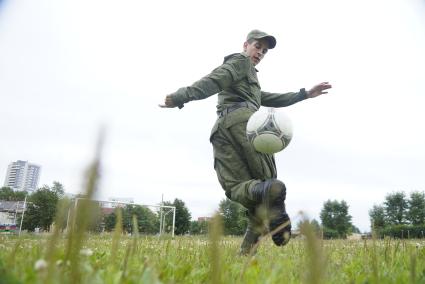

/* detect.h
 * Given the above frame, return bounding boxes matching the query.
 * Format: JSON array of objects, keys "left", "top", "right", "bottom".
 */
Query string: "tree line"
[
  {"left": 2, "top": 185, "right": 424, "bottom": 238},
  {"left": 0, "top": 185, "right": 245, "bottom": 235},
  {"left": 0, "top": 185, "right": 361, "bottom": 238},
  {"left": 369, "top": 191, "right": 425, "bottom": 238},
  {"left": 1, "top": 184, "right": 196, "bottom": 235}
]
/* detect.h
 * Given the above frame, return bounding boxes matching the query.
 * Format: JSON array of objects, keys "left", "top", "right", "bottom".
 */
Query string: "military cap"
[{"left": 246, "top": 29, "right": 276, "bottom": 49}]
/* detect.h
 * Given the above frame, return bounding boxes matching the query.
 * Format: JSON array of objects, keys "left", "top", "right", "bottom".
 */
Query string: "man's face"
[{"left": 243, "top": 39, "right": 269, "bottom": 66}]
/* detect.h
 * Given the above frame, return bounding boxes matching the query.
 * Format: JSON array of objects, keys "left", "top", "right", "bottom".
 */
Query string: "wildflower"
[
  {"left": 34, "top": 259, "right": 48, "bottom": 271},
  {"left": 80, "top": 248, "right": 93, "bottom": 256}
]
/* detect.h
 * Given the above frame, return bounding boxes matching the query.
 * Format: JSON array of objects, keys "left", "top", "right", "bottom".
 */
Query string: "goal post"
[
  {"left": 66, "top": 198, "right": 176, "bottom": 237},
  {"left": 159, "top": 204, "right": 176, "bottom": 236}
]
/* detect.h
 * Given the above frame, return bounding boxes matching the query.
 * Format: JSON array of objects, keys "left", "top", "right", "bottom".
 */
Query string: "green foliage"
[
  {"left": 371, "top": 190, "right": 425, "bottom": 234},
  {"left": 22, "top": 182, "right": 64, "bottom": 231},
  {"left": 322, "top": 227, "right": 339, "bottom": 239},
  {"left": 320, "top": 200, "right": 352, "bottom": 239},
  {"left": 103, "top": 205, "right": 159, "bottom": 234},
  {"left": 0, "top": 187, "right": 27, "bottom": 201},
  {"left": 379, "top": 224, "right": 425, "bottom": 238},
  {"left": 384, "top": 191, "right": 408, "bottom": 225},
  {"left": 51, "top": 182, "right": 65, "bottom": 196},
  {"left": 122, "top": 205, "right": 159, "bottom": 234},
  {"left": 104, "top": 211, "right": 116, "bottom": 231},
  {"left": 350, "top": 225, "right": 361, "bottom": 234},
  {"left": 407, "top": 191, "right": 425, "bottom": 225},
  {"left": 219, "top": 198, "right": 247, "bottom": 235},
  {"left": 190, "top": 220, "right": 209, "bottom": 235},
  {"left": 369, "top": 205, "right": 386, "bottom": 230}
]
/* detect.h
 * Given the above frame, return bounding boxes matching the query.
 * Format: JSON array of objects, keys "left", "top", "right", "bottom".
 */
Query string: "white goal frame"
[{"left": 66, "top": 198, "right": 176, "bottom": 237}]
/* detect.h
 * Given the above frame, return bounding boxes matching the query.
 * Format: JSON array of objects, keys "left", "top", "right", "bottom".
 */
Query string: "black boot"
[{"left": 251, "top": 179, "right": 291, "bottom": 246}]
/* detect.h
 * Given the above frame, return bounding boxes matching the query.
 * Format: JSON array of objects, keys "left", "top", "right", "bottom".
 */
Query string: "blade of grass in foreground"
[
  {"left": 64, "top": 130, "right": 105, "bottom": 284},
  {"left": 120, "top": 215, "right": 139, "bottom": 281},
  {"left": 300, "top": 219, "right": 326, "bottom": 284},
  {"left": 110, "top": 207, "right": 123, "bottom": 269},
  {"left": 209, "top": 213, "right": 223, "bottom": 284},
  {"left": 410, "top": 250, "right": 417, "bottom": 284},
  {"left": 44, "top": 198, "right": 72, "bottom": 283}
]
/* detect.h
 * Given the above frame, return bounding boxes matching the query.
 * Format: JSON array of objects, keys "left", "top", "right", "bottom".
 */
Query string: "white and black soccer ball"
[{"left": 246, "top": 108, "right": 293, "bottom": 154}]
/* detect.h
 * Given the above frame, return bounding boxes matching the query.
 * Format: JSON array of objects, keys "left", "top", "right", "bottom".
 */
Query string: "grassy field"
[
  {"left": 1, "top": 232, "right": 425, "bottom": 284},
  {"left": 2, "top": 142, "right": 423, "bottom": 284}
]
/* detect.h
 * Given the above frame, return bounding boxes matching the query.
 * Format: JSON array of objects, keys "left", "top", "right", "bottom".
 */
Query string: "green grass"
[{"left": 1, "top": 234, "right": 425, "bottom": 284}]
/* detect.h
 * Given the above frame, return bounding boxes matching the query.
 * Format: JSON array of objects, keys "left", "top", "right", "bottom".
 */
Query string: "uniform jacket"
[{"left": 170, "top": 52, "right": 307, "bottom": 130}]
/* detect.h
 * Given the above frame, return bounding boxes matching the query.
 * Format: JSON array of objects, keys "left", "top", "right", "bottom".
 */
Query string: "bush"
[
  {"left": 322, "top": 227, "right": 342, "bottom": 239},
  {"left": 377, "top": 224, "right": 425, "bottom": 239}
]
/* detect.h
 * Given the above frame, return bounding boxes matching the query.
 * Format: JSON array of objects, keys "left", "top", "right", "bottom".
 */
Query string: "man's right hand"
[{"left": 159, "top": 95, "right": 176, "bottom": 108}]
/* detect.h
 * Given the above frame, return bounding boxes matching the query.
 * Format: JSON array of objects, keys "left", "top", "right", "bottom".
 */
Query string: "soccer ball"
[{"left": 246, "top": 108, "right": 293, "bottom": 154}]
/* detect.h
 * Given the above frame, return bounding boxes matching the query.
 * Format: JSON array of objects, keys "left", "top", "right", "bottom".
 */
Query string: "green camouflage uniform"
[{"left": 170, "top": 52, "right": 307, "bottom": 253}]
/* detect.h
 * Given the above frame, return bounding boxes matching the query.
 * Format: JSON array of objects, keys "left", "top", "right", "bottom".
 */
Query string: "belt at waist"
[{"left": 217, "top": 101, "right": 258, "bottom": 118}]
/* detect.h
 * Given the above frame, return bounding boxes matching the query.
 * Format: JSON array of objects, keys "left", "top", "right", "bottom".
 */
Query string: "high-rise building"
[{"left": 3, "top": 160, "right": 41, "bottom": 192}]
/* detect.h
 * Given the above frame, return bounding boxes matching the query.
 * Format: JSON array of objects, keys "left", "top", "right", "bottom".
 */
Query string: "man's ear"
[{"left": 243, "top": 41, "right": 248, "bottom": 51}]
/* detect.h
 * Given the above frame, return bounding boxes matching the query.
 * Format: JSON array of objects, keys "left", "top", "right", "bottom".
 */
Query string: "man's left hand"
[{"left": 307, "top": 82, "right": 332, "bottom": 98}]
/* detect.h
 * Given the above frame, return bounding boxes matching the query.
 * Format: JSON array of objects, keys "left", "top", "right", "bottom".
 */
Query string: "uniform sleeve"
[
  {"left": 260, "top": 88, "right": 308, "bottom": 107},
  {"left": 170, "top": 54, "right": 251, "bottom": 108}
]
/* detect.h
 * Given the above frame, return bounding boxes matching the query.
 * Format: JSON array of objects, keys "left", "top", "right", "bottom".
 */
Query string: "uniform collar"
[{"left": 223, "top": 53, "right": 259, "bottom": 72}]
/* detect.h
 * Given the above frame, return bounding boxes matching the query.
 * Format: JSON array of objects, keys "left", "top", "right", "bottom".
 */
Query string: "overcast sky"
[{"left": 1, "top": 0, "right": 424, "bottom": 232}]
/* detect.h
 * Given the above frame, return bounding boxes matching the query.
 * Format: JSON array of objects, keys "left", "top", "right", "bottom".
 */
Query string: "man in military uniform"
[{"left": 160, "top": 30, "right": 331, "bottom": 255}]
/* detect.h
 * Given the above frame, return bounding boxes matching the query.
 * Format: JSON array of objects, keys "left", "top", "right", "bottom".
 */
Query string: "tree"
[
  {"left": 296, "top": 218, "right": 322, "bottom": 237},
  {"left": 104, "top": 211, "right": 117, "bottom": 231},
  {"left": 190, "top": 220, "right": 209, "bottom": 235},
  {"left": 320, "top": 200, "right": 352, "bottom": 239},
  {"left": 0, "top": 187, "right": 27, "bottom": 201},
  {"left": 51, "top": 181, "right": 65, "bottom": 196},
  {"left": 407, "top": 191, "right": 425, "bottom": 225},
  {"left": 102, "top": 205, "right": 159, "bottom": 234},
  {"left": 22, "top": 182, "right": 64, "bottom": 231},
  {"left": 369, "top": 205, "right": 386, "bottom": 230},
  {"left": 163, "top": 199, "right": 191, "bottom": 235},
  {"left": 350, "top": 225, "right": 361, "bottom": 234},
  {"left": 219, "top": 198, "right": 248, "bottom": 235},
  {"left": 384, "top": 191, "right": 408, "bottom": 225},
  {"left": 190, "top": 220, "right": 201, "bottom": 235},
  {"left": 122, "top": 205, "right": 159, "bottom": 234}
]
